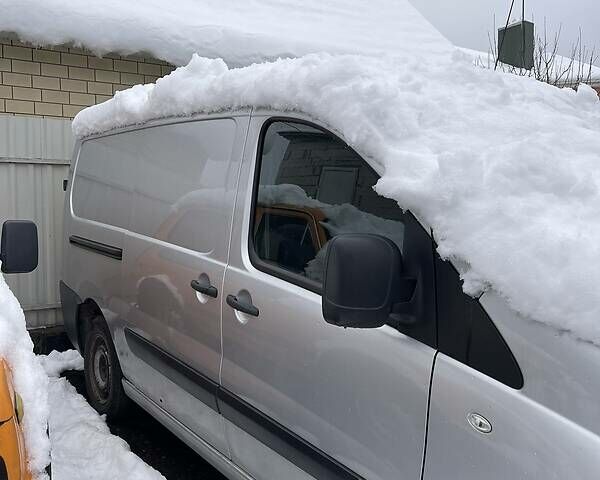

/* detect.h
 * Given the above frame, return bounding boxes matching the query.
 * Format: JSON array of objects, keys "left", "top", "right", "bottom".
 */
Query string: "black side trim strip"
[
  {"left": 124, "top": 328, "right": 219, "bottom": 413},
  {"left": 69, "top": 235, "right": 123, "bottom": 260},
  {"left": 217, "top": 388, "right": 364, "bottom": 480},
  {"left": 124, "top": 328, "right": 365, "bottom": 480}
]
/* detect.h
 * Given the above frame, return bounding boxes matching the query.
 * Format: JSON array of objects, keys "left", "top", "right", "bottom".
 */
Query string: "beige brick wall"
[{"left": 0, "top": 34, "right": 175, "bottom": 118}]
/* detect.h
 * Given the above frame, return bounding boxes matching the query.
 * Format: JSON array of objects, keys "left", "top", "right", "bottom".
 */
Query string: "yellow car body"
[{"left": 0, "top": 360, "right": 31, "bottom": 480}]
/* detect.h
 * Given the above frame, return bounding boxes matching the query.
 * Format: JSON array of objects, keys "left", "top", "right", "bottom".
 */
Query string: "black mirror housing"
[
  {"left": 322, "top": 234, "right": 405, "bottom": 328},
  {"left": 1, "top": 221, "right": 38, "bottom": 274}
]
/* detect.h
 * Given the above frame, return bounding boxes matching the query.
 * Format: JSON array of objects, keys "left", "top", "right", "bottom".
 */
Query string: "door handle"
[
  {"left": 190, "top": 277, "right": 218, "bottom": 298},
  {"left": 226, "top": 294, "right": 259, "bottom": 317}
]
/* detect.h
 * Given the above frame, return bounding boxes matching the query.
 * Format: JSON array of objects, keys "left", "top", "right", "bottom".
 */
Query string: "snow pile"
[
  {"left": 41, "top": 350, "right": 165, "bottom": 480},
  {"left": 0, "top": 0, "right": 450, "bottom": 66},
  {"left": 39, "top": 349, "right": 83, "bottom": 378},
  {"left": 73, "top": 51, "right": 600, "bottom": 342},
  {"left": 0, "top": 272, "right": 50, "bottom": 478}
]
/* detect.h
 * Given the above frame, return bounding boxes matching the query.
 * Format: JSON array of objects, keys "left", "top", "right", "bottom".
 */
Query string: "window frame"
[
  {"left": 248, "top": 117, "right": 346, "bottom": 295},
  {"left": 248, "top": 117, "right": 439, "bottom": 348}
]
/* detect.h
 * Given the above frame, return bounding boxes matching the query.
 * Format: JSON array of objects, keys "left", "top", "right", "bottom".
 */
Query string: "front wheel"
[{"left": 84, "top": 317, "right": 130, "bottom": 419}]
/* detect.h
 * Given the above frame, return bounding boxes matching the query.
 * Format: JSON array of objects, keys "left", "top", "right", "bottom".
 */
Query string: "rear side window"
[
  {"left": 73, "top": 134, "right": 134, "bottom": 230},
  {"left": 73, "top": 119, "right": 236, "bottom": 253},
  {"left": 250, "top": 119, "right": 437, "bottom": 347},
  {"left": 436, "top": 257, "right": 524, "bottom": 389}
]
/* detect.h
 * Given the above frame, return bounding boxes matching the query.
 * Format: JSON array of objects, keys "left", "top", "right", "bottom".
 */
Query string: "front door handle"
[
  {"left": 190, "top": 275, "right": 218, "bottom": 298},
  {"left": 226, "top": 294, "right": 259, "bottom": 317}
]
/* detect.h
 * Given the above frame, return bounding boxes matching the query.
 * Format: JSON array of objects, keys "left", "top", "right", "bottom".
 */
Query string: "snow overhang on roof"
[{"left": 0, "top": 0, "right": 452, "bottom": 67}]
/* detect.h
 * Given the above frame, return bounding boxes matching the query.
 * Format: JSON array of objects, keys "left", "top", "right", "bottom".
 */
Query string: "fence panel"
[{"left": 0, "top": 115, "right": 73, "bottom": 328}]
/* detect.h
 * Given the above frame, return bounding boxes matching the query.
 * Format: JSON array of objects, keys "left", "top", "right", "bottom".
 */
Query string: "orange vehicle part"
[
  {"left": 254, "top": 204, "right": 329, "bottom": 249},
  {"left": 0, "top": 360, "right": 31, "bottom": 480}
]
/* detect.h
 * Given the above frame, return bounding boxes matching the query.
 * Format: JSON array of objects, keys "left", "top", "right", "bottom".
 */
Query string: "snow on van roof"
[
  {"left": 73, "top": 51, "right": 600, "bottom": 344},
  {"left": 0, "top": 0, "right": 450, "bottom": 66}
]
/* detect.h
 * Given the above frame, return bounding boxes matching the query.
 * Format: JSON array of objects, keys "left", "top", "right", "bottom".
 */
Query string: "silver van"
[{"left": 60, "top": 110, "right": 600, "bottom": 480}]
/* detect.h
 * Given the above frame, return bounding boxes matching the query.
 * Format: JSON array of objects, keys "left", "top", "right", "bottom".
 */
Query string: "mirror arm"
[{"left": 389, "top": 277, "right": 418, "bottom": 326}]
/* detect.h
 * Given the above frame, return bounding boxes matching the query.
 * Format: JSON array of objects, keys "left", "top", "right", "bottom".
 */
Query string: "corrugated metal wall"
[{"left": 0, "top": 114, "right": 73, "bottom": 328}]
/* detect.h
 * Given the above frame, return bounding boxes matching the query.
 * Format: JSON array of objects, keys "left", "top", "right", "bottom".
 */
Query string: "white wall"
[{"left": 0, "top": 114, "right": 73, "bottom": 328}]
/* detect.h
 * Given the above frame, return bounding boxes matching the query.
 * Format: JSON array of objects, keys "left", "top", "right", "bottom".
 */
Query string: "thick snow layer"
[
  {"left": 0, "top": 272, "right": 49, "bottom": 478},
  {"left": 41, "top": 350, "right": 165, "bottom": 480},
  {"left": 73, "top": 51, "right": 600, "bottom": 343},
  {"left": 0, "top": 0, "right": 450, "bottom": 66}
]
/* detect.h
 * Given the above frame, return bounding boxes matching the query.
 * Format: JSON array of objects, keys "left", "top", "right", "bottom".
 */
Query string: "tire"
[{"left": 84, "top": 317, "right": 130, "bottom": 419}]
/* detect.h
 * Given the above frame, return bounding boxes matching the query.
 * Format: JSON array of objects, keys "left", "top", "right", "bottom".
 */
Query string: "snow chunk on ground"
[
  {"left": 0, "top": 272, "right": 50, "bottom": 478},
  {"left": 0, "top": 0, "right": 450, "bottom": 67},
  {"left": 48, "top": 376, "right": 165, "bottom": 480},
  {"left": 39, "top": 350, "right": 84, "bottom": 379},
  {"left": 39, "top": 349, "right": 164, "bottom": 480},
  {"left": 73, "top": 51, "right": 600, "bottom": 343}
]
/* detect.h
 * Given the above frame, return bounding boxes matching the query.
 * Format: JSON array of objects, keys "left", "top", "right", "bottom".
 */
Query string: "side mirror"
[
  {"left": 322, "top": 234, "right": 416, "bottom": 328},
  {"left": 1, "top": 221, "right": 38, "bottom": 274}
]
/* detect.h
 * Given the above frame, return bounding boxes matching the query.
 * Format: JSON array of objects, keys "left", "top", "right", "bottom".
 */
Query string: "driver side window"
[
  {"left": 250, "top": 119, "right": 437, "bottom": 347},
  {"left": 252, "top": 120, "right": 406, "bottom": 285}
]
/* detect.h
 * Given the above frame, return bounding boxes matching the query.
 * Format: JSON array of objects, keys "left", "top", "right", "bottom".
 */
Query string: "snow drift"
[
  {"left": 73, "top": 51, "right": 600, "bottom": 343},
  {"left": 0, "top": 0, "right": 450, "bottom": 66},
  {"left": 40, "top": 350, "right": 165, "bottom": 480},
  {"left": 0, "top": 272, "right": 49, "bottom": 478}
]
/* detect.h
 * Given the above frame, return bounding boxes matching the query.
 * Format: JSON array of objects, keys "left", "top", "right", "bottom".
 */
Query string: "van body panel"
[
  {"left": 481, "top": 290, "right": 600, "bottom": 438},
  {"left": 223, "top": 420, "right": 315, "bottom": 480},
  {"left": 65, "top": 112, "right": 251, "bottom": 457},
  {"left": 122, "top": 380, "right": 255, "bottom": 480},
  {"left": 424, "top": 353, "right": 600, "bottom": 480},
  {"left": 118, "top": 115, "right": 248, "bottom": 454},
  {"left": 219, "top": 113, "right": 435, "bottom": 480}
]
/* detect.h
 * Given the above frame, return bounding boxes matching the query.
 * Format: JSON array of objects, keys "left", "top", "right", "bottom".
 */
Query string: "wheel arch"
[{"left": 76, "top": 298, "right": 105, "bottom": 356}]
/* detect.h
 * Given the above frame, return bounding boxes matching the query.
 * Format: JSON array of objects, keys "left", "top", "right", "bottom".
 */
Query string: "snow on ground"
[
  {"left": 0, "top": 0, "right": 451, "bottom": 66},
  {"left": 40, "top": 350, "right": 165, "bottom": 480},
  {"left": 73, "top": 51, "right": 600, "bottom": 344},
  {"left": 39, "top": 350, "right": 83, "bottom": 378},
  {"left": 0, "top": 270, "right": 160, "bottom": 480},
  {"left": 0, "top": 272, "right": 50, "bottom": 479}
]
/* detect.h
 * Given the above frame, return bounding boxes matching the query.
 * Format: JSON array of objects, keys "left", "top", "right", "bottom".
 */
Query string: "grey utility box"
[{"left": 498, "top": 20, "right": 534, "bottom": 70}]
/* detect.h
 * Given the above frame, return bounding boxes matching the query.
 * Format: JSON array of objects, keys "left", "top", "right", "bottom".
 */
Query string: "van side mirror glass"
[
  {"left": 322, "top": 234, "right": 415, "bottom": 328},
  {"left": 1, "top": 221, "right": 38, "bottom": 274}
]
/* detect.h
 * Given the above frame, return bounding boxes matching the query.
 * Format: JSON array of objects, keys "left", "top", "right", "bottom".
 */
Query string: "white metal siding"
[{"left": 0, "top": 114, "right": 73, "bottom": 328}]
